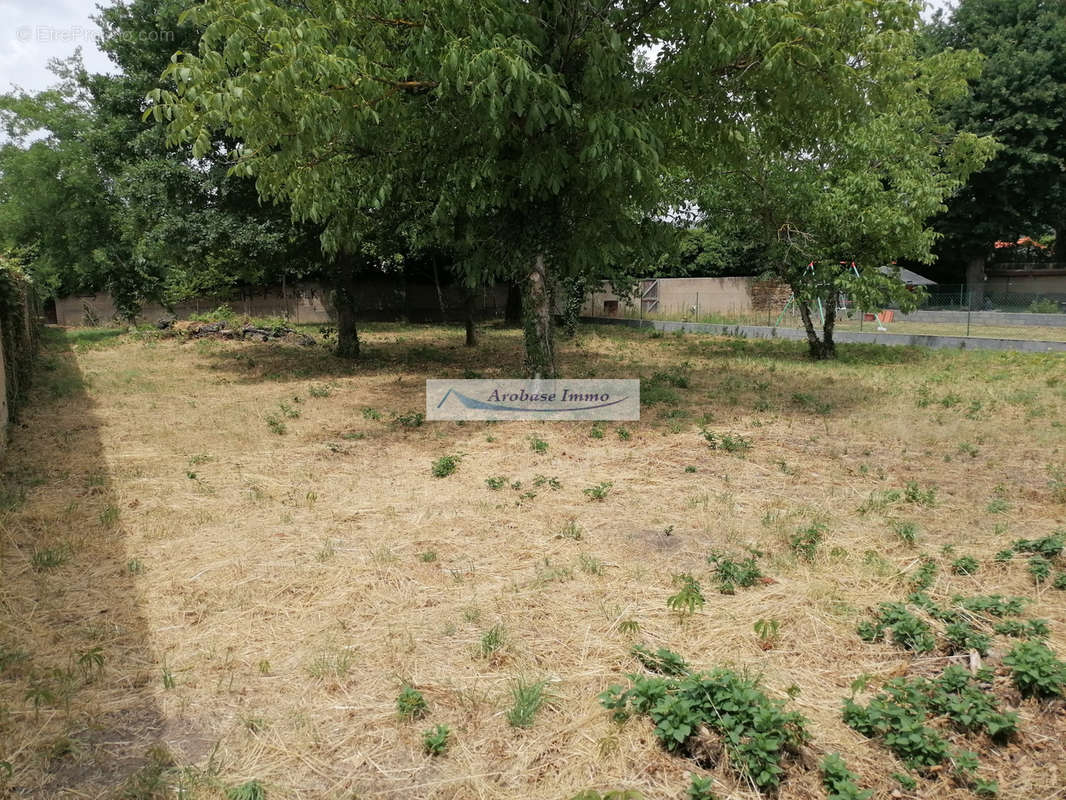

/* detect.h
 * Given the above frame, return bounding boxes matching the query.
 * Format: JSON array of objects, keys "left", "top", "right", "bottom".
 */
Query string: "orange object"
[{"left": 878, "top": 310, "right": 894, "bottom": 323}]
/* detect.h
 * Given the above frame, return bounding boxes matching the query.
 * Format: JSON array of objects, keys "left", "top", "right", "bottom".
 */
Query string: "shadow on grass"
[{"left": 0, "top": 328, "right": 206, "bottom": 797}]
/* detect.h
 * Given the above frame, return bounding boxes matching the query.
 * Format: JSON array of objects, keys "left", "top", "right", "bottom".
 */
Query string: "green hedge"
[{"left": 0, "top": 259, "right": 41, "bottom": 424}]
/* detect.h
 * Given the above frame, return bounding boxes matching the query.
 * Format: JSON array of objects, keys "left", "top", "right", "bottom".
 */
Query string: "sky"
[{"left": 0, "top": 0, "right": 958, "bottom": 96}]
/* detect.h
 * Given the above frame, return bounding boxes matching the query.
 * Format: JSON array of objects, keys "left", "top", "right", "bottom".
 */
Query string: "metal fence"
[{"left": 919, "top": 284, "right": 1066, "bottom": 313}]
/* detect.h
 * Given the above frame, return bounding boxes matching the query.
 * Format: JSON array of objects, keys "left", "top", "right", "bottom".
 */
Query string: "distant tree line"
[{"left": 5, "top": 0, "right": 1060, "bottom": 363}]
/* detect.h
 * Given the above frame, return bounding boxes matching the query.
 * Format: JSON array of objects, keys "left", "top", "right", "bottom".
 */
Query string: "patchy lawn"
[{"left": 1, "top": 323, "right": 1065, "bottom": 800}]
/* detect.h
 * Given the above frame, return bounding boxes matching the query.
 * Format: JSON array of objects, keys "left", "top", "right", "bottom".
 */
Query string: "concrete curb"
[{"left": 582, "top": 317, "right": 1066, "bottom": 353}]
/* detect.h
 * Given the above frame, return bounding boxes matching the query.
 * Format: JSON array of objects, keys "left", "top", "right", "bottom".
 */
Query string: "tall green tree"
[
  {"left": 696, "top": 40, "right": 996, "bottom": 357},
  {"left": 924, "top": 0, "right": 1066, "bottom": 295},
  {"left": 157, "top": 0, "right": 934, "bottom": 375}
]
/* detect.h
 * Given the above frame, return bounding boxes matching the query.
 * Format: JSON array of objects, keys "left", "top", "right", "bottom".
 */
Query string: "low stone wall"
[
  {"left": 584, "top": 316, "right": 1066, "bottom": 353},
  {"left": 898, "top": 310, "right": 1066, "bottom": 327}
]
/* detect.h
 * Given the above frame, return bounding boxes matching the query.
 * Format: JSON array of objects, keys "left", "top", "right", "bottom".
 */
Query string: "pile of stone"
[{"left": 156, "top": 318, "right": 316, "bottom": 346}]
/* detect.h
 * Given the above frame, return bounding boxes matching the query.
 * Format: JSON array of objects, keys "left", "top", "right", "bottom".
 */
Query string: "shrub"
[
  {"left": 431, "top": 454, "right": 462, "bottom": 478},
  {"left": 396, "top": 687, "right": 428, "bottom": 720}
]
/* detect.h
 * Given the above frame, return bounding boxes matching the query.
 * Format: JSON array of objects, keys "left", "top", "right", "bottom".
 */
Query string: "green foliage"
[
  {"left": 431, "top": 454, "right": 462, "bottom": 478},
  {"left": 904, "top": 481, "right": 937, "bottom": 507},
  {"left": 707, "top": 551, "right": 764, "bottom": 594},
  {"left": 1028, "top": 555, "right": 1052, "bottom": 584},
  {"left": 477, "top": 624, "right": 506, "bottom": 659},
  {"left": 1003, "top": 640, "right": 1066, "bottom": 698},
  {"left": 666, "top": 574, "right": 705, "bottom": 618},
  {"left": 944, "top": 622, "right": 991, "bottom": 656},
  {"left": 700, "top": 430, "right": 751, "bottom": 453},
  {"left": 892, "top": 520, "right": 918, "bottom": 545},
  {"left": 951, "top": 556, "right": 979, "bottom": 575},
  {"left": 1012, "top": 533, "right": 1064, "bottom": 557},
  {"left": 485, "top": 476, "right": 507, "bottom": 490},
  {"left": 820, "top": 754, "right": 872, "bottom": 800},
  {"left": 422, "top": 724, "right": 450, "bottom": 756},
  {"left": 396, "top": 687, "right": 428, "bottom": 720},
  {"left": 225, "top": 780, "right": 266, "bottom": 800},
  {"left": 631, "top": 645, "right": 689, "bottom": 677},
  {"left": 601, "top": 668, "right": 808, "bottom": 791},
  {"left": 910, "top": 557, "right": 938, "bottom": 590},
  {"left": 953, "top": 594, "right": 1027, "bottom": 617},
  {"left": 529, "top": 436, "right": 549, "bottom": 455},
  {"left": 686, "top": 774, "right": 718, "bottom": 800},
  {"left": 583, "top": 482, "right": 613, "bottom": 501},
  {"left": 393, "top": 412, "right": 425, "bottom": 428},
  {"left": 789, "top": 523, "right": 825, "bottom": 561},
  {"left": 507, "top": 678, "right": 550, "bottom": 728},
  {"left": 856, "top": 603, "right": 935, "bottom": 653}
]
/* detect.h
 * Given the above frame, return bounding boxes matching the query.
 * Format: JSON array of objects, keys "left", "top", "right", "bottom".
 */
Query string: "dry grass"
[{"left": 1, "top": 323, "right": 1065, "bottom": 800}]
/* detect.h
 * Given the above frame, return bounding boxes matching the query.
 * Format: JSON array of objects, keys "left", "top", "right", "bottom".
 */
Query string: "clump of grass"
[
  {"left": 557, "top": 520, "right": 584, "bottom": 540},
  {"left": 477, "top": 624, "right": 506, "bottom": 659},
  {"left": 507, "top": 678, "right": 550, "bottom": 728},
  {"left": 266, "top": 414, "right": 286, "bottom": 435},
  {"left": 431, "top": 454, "right": 463, "bottom": 478},
  {"left": 578, "top": 553, "right": 604, "bottom": 575},
  {"left": 418, "top": 550, "right": 437, "bottom": 563},
  {"left": 31, "top": 544, "right": 70, "bottom": 571}
]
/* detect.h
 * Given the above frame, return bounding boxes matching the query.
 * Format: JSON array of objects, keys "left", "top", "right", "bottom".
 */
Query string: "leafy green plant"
[
  {"left": 507, "top": 678, "right": 550, "bottom": 727},
  {"left": 910, "top": 557, "right": 938, "bottom": 590},
  {"left": 615, "top": 427, "right": 631, "bottom": 441},
  {"left": 393, "top": 411, "right": 425, "bottom": 427},
  {"left": 754, "top": 618, "right": 780, "bottom": 650},
  {"left": 225, "top": 780, "right": 266, "bottom": 800},
  {"left": 707, "top": 551, "right": 764, "bottom": 593},
  {"left": 265, "top": 414, "right": 286, "bottom": 435},
  {"left": 667, "top": 574, "right": 705, "bottom": 618},
  {"left": 953, "top": 594, "right": 1027, "bottom": 617},
  {"left": 361, "top": 407, "right": 382, "bottom": 421},
  {"left": 529, "top": 435, "right": 549, "bottom": 454},
  {"left": 583, "top": 481, "right": 613, "bottom": 501},
  {"left": 308, "top": 383, "right": 332, "bottom": 398},
  {"left": 432, "top": 454, "right": 463, "bottom": 478},
  {"left": 820, "top": 754, "right": 872, "bottom": 800},
  {"left": 588, "top": 424, "right": 605, "bottom": 439},
  {"left": 1003, "top": 640, "right": 1066, "bottom": 698},
  {"left": 944, "top": 622, "right": 991, "bottom": 656},
  {"left": 532, "top": 474, "right": 561, "bottom": 490},
  {"left": 1028, "top": 555, "right": 1052, "bottom": 584},
  {"left": 485, "top": 476, "right": 507, "bottom": 490},
  {"left": 687, "top": 774, "right": 719, "bottom": 800},
  {"left": 631, "top": 645, "right": 689, "bottom": 677},
  {"left": 396, "top": 686, "right": 428, "bottom": 720},
  {"left": 951, "top": 556, "right": 979, "bottom": 576},
  {"left": 891, "top": 520, "right": 918, "bottom": 544},
  {"left": 1012, "top": 533, "right": 1064, "bottom": 557},
  {"left": 904, "top": 481, "right": 936, "bottom": 507},
  {"left": 600, "top": 668, "right": 808, "bottom": 791},
  {"left": 856, "top": 603, "right": 935, "bottom": 653},
  {"left": 701, "top": 430, "right": 751, "bottom": 453},
  {"left": 789, "top": 523, "right": 824, "bottom": 561},
  {"left": 422, "top": 724, "right": 450, "bottom": 755}
]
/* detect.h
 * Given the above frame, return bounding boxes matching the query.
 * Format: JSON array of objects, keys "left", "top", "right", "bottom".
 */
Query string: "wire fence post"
[{"left": 966, "top": 288, "right": 972, "bottom": 337}]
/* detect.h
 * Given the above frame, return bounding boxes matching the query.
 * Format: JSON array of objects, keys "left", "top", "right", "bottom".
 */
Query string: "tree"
[
  {"left": 696, "top": 40, "right": 996, "bottom": 358},
  {"left": 924, "top": 0, "right": 1066, "bottom": 294},
  {"left": 157, "top": 0, "right": 936, "bottom": 375}
]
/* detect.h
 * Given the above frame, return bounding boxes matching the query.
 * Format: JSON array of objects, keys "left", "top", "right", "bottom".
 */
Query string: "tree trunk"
[
  {"left": 464, "top": 288, "right": 478, "bottom": 347},
  {"left": 522, "top": 253, "right": 556, "bottom": 378},
  {"left": 504, "top": 282, "right": 522, "bottom": 325},
  {"left": 332, "top": 254, "right": 359, "bottom": 359},
  {"left": 560, "top": 276, "right": 587, "bottom": 339},
  {"left": 432, "top": 256, "right": 447, "bottom": 324},
  {"left": 797, "top": 298, "right": 832, "bottom": 360},
  {"left": 965, "top": 253, "right": 986, "bottom": 310},
  {"left": 820, "top": 296, "right": 837, "bottom": 359}
]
